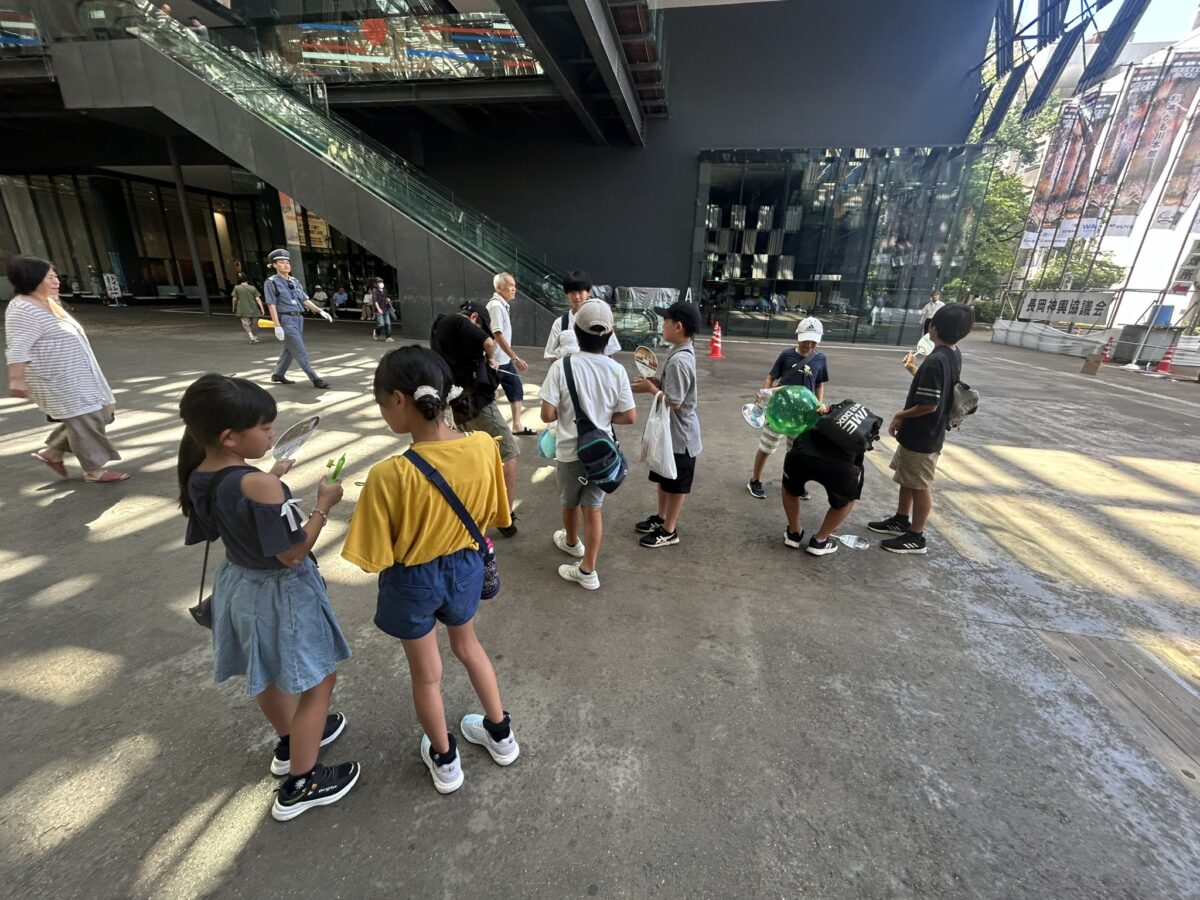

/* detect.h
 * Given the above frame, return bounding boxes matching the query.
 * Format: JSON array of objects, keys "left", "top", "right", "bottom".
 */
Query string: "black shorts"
[
  {"left": 782, "top": 445, "right": 862, "bottom": 509},
  {"left": 648, "top": 451, "right": 696, "bottom": 494}
]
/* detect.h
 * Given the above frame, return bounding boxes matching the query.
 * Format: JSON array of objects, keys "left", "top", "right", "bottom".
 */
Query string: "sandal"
[
  {"left": 514, "top": 428, "right": 536, "bottom": 436},
  {"left": 84, "top": 470, "right": 131, "bottom": 484},
  {"left": 32, "top": 451, "right": 68, "bottom": 478}
]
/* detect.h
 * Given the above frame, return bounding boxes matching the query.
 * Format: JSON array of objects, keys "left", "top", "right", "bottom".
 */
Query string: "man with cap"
[
  {"left": 539, "top": 298, "right": 637, "bottom": 590},
  {"left": 431, "top": 301, "right": 520, "bottom": 538},
  {"left": 631, "top": 300, "right": 703, "bottom": 548},
  {"left": 746, "top": 315, "right": 829, "bottom": 500},
  {"left": 263, "top": 249, "right": 333, "bottom": 389}
]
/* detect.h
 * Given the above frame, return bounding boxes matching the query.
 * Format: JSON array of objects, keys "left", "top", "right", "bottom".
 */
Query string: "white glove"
[
  {"left": 274, "top": 326, "right": 285, "bottom": 342},
  {"left": 319, "top": 310, "right": 332, "bottom": 323}
]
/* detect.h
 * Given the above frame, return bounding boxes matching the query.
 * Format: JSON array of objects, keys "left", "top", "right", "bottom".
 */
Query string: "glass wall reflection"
[{"left": 694, "top": 146, "right": 989, "bottom": 345}]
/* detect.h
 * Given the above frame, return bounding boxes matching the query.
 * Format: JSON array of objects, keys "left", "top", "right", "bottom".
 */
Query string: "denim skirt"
[{"left": 211, "top": 556, "right": 351, "bottom": 697}]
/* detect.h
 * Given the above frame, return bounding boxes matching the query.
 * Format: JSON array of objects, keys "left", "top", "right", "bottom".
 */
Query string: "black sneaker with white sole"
[
  {"left": 806, "top": 536, "right": 838, "bottom": 556},
  {"left": 881, "top": 531, "right": 927, "bottom": 554},
  {"left": 867, "top": 513, "right": 911, "bottom": 535},
  {"left": 635, "top": 514, "right": 664, "bottom": 534},
  {"left": 747, "top": 480, "right": 766, "bottom": 499},
  {"left": 639, "top": 526, "right": 679, "bottom": 548},
  {"left": 271, "top": 712, "right": 347, "bottom": 776},
  {"left": 783, "top": 529, "right": 804, "bottom": 548},
  {"left": 271, "top": 761, "right": 361, "bottom": 821}
]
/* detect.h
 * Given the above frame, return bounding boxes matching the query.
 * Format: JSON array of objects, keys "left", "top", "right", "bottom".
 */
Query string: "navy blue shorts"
[
  {"left": 375, "top": 548, "right": 484, "bottom": 641},
  {"left": 496, "top": 362, "right": 524, "bottom": 403}
]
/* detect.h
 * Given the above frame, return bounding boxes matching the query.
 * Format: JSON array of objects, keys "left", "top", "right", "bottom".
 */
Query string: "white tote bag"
[{"left": 640, "top": 392, "right": 677, "bottom": 479}]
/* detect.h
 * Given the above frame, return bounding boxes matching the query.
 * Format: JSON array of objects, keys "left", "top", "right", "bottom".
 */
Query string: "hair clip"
[{"left": 413, "top": 385, "right": 439, "bottom": 401}]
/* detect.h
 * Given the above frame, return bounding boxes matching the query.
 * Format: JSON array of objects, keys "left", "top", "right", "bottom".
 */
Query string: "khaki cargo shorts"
[
  {"left": 463, "top": 401, "right": 520, "bottom": 462},
  {"left": 890, "top": 444, "right": 940, "bottom": 492}
]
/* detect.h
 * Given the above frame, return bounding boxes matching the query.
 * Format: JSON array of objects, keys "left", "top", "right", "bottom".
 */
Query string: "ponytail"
[{"left": 177, "top": 430, "right": 206, "bottom": 517}]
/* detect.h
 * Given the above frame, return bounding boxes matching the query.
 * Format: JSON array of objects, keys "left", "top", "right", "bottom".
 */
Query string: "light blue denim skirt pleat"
[{"left": 211, "top": 556, "right": 351, "bottom": 697}]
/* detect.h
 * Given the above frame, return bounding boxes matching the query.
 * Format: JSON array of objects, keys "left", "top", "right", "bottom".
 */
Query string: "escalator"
[{"left": 42, "top": 0, "right": 567, "bottom": 321}]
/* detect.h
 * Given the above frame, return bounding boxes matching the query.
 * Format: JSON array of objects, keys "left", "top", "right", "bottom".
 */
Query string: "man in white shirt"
[
  {"left": 539, "top": 300, "right": 637, "bottom": 591},
  {"left": 544, "top": 270, "right": 621, "bottom": 360},
  {"left": 918, "top": 290, "right": 944, "bottom": 334},
  {"left": 486, "top": 272, "right": 534, "bottom": 434}
]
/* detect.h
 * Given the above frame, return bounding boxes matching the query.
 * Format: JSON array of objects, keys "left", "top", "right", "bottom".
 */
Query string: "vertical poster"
[
  {"left": 1152, "top": 114, "right": 1200, "bottom": 229},
  {"left": 1108, "top": 51, "right": 1200, "bottom": 237},
  {"left": 279, "top": 192, "right": 302, "bottom": 245},
  {"left": 1024, "top": 104, "right": 1077, "bottom": 249},
  {"left": 1085, "top": 65, "right": 1162, "bottom": 232},
  {"left": 1060, "top": 91, "right": 1118, "bottom": 241},
  {"left": 305, "top": 211, "right": 332, "bottom": 249}
]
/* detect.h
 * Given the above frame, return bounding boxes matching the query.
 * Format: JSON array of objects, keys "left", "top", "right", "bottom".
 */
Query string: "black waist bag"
[
  {"left": 815, "top": 399, "right": 882, "bottom": 455},
  {"left": 563, "top": 355, "right": 628, "bottom": 494}
]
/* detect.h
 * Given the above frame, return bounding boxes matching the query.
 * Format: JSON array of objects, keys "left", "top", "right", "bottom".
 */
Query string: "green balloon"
[{"left": 765, "top": 385, "right": 821, "bottom": 436}]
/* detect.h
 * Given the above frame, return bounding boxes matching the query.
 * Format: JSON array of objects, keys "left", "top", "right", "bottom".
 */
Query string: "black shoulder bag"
[
  {"left": 563, "top": 355, "right": 628, "bottom": 493},
  {"left": 189, "top": 466, "right": 244, "bottom": 629}
]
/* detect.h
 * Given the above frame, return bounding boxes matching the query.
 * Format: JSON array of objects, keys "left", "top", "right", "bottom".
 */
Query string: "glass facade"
[{"left": 692, "top": 146, "right": 990, "bottom": 345}]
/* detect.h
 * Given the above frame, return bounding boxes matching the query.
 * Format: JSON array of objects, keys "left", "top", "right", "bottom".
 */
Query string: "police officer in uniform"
[{"left": 263, "top": 249, "right": 333, "bottom": 388}]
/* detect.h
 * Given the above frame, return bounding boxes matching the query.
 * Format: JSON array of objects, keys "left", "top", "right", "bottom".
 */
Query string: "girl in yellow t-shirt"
[{"left": 343, "top": 346, "right": 518, "bottom": 794}]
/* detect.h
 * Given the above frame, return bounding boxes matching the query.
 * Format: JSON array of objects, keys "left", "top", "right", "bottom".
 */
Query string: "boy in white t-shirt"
[
  {"left": 544, "top": 270, "right": 621, "bottom": 359},
  {"left": 539, "top": 300, "right": 637, "bottom": 591}
]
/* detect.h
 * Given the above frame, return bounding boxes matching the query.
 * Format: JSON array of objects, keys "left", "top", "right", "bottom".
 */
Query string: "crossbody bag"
[
  {"left": 189, "top": 465, "right": 246, "bottom": 628},
  {"left": 403, "top": 449, "right": 500, "bottom": 600}
]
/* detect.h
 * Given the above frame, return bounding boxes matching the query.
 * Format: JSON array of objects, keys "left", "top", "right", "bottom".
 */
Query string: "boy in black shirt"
[{"left": 868, "top": 304, "right": 973, "bottom": 555}]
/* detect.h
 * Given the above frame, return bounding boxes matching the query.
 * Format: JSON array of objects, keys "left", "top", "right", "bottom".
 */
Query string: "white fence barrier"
[{"left": 991, "top": 320, "right": 1118, "bottom": 358}]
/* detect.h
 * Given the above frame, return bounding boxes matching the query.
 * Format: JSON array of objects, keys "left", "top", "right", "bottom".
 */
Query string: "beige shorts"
[
  {"left": 463, "top": 400, "right": 520, "bottom": 462},
  {"left": 890, "top": 445, "right": 940, "bottom": 491},
  {"left": 757, "top": 424, "right": 796, "bottom": 456}
]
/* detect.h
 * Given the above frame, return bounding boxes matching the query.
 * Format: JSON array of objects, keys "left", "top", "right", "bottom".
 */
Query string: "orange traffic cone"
[
  {"left": 708, "top": 321, "right": 725, "bottom": 359},
  {"left": 1100, "top": 335, "right": 1114, "bottom": 364},
  {"left": 1154, "top": 342, "right": 1176, "bottom": 375}
]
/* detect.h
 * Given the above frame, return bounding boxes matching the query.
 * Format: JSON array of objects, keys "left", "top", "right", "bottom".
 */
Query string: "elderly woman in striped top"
[{"left": 5, "top": 256, "right": 129, "bottom": 483}]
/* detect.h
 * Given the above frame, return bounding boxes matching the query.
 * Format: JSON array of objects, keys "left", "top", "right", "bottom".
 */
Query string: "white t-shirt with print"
[
  {"left": 486, "top": 294, "right": 514, "bottom": 366},
  {"left": 538, "top": 352, "right": 635, "bottom": 463}
]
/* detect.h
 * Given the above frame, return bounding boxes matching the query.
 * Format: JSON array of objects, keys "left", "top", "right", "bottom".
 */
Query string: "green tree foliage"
[
  {"left": 947, "top": 172, "right": 1030, "bottom": 299},
  {"left": 1031, "top": 242, "right": 1126, "bottom": 290}
]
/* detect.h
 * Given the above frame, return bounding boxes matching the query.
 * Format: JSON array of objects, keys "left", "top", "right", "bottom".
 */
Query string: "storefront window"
[{"left": 694, "top": 145, "right": 988, "bottom": 344}]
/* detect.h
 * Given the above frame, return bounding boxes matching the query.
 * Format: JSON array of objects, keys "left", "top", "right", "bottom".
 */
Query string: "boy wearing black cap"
[{"left": 631, "top": 301, "right": 703, "bottom": 548}]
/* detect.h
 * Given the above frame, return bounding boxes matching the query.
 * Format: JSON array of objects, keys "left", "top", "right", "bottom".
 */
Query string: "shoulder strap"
[
  {"left": 197, "top": 466, "right": 246, "bottom": 605},
  {"left": 561, "top": 312, "right": 569, "bottom": 329},
  {"left": 562, "top": 356, "right": 594, "bottom": 429},
  {"left": 403, "top": 449, "right": 487, "bottom": 551}
]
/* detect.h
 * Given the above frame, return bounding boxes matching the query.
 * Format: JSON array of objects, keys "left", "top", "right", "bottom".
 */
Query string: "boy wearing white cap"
[{"left": 746, "top": 316, "right": 829, "bottom": 500}]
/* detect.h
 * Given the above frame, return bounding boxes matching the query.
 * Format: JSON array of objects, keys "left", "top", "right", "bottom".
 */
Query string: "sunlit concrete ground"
[{"left": 2, "top": 306, "right": 1200, "bottom": 899}]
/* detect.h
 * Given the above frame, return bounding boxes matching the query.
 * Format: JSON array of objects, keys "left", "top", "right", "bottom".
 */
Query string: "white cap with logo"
[{"left": 796, "top": 317, "right": 823, "bottom": 343}]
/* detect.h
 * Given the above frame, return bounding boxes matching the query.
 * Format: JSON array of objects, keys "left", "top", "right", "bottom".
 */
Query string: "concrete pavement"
[{"left": 1, "top": 306, "right": 1199, "bottom": 898}]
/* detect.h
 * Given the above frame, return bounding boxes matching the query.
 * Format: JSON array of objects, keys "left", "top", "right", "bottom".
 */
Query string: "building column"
[{"left": 166, "top": 136, "right": 211, "bottom": 315}]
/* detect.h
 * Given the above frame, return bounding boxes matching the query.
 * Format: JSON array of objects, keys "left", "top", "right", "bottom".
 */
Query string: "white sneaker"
[
  {"left": 385, "top": 337, "right": 395, "bottom": 343},
  {"left": 553, "top": 529, "right": 585, "bottom": 558},
  {"left": 420, "top": 734, "right": 464, "bottom": 794},
  {"left": 558, "top": 563, "right": 599, "bottom": 591},
  {"left": 460, "top": 714, "right": 520, "bottom": 766}
]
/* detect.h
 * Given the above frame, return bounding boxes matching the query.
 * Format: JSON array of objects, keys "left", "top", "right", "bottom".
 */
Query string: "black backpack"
[
  {"left": 815, "top": 399, "right": 883, "bottom": 456},
  {"left": 563, "top": 355, "right": 628, "bottom": 493}
]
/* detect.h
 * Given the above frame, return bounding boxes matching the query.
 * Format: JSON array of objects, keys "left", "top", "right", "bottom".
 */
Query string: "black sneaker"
[
  {"left": 270, "top": 712, "right": 348, "bottom": 776},
  {"left": 747, "top": 480, "right": 766, "bottom": 499},
  {"left": 270, "top": 374, "right": 294, "bottom": 385},
  {"left": 271, "top": 761, "right": 361, "bottom": 821},
  {"left": 635, "top": 514, "right": 664, "bottom": 534},
  {"left": 799, "top": 490, "right": 813, "bottom": 501},
  {"left": 867, "top": 513, "right": 910, "bottom": 535},
  {"left": 881, "top": 530, "right": 927, "bottom": 555},
  {"left": 784, "top": 529, "right": 804, "bottom": 549},
  {"left": 311, "top": 378, "right": 330, "bottom": 389},
  {"left": 639, "top": 526, "right": 679, "bottom": 548},
  {"left": 806, "top": 536, "right": 838, "bottom": 556},
  {"left": 497, "top": 524, "right": 518, "bottom": 538}
]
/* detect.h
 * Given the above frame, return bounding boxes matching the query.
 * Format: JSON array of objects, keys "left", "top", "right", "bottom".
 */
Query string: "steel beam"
[
  {"left": 566, "top": 0, "right": 644, "bottom": 145},
  {"left": 326, "top": 78, "right": 559, "bottom": 107}
]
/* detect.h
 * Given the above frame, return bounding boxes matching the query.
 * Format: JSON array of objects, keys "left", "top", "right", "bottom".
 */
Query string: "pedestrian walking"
[
  {"left": 631, "top": 301, "right": 702, "bottom": 548},
  {"left": 5, "top": 255, "right": 129, "bottom": 483},
  {"left": 868, "top": 303, "right": 973, "bottom": 554},
  {"left": 539, "top": 299, "right": 636, "bottom": 590},
  {"left": 262, "top": 249, "right": 333, "bottom": 389},
  {"left": 342, "top": 347, "right": 519, "bottom": 795},
  {"left": 918, "top": 290, "right": 944, "bottom": 335},
  {"left": 486, "top": 272, "right": 535, "bottom": 435},
  {"left": 370, "top": 278, "right": 395, "bottom": 343},
  {"left": 178, "top": 374, "right": 358, "bottom": 821},
  {"left": 231, "top": 273, "right": 265, "bottom": 343}
]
